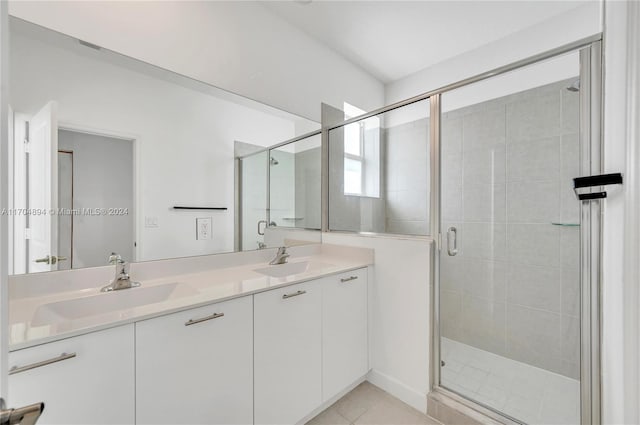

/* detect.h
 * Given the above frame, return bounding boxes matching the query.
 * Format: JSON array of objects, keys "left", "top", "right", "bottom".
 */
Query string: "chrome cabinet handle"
[
  {"left": 282, "top": 290, "right": 306, "bottom": 299},
  {"left": 340, "top": 276, "right": 358, "bottom": 283},
  {"left": 9, "top": 352, "right": 76, "bottom": 375},
  {"left": 447, "top": 226, "right": 458, "bottom": 256},
  {"left": 185, "top": 312, "right": 224, "bottom": 326}
]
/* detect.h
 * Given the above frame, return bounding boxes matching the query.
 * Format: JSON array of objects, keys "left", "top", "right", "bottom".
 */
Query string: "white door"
[{"left": 27, "top": 102, "right": 58, "bottom": 273}]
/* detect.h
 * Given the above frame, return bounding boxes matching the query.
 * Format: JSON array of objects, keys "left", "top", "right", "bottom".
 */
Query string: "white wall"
[
  {"left": 601, "top": 1, "right": 640, "bottom": 424},
  {"left": 385, "top": 2, "right": 601, "bottom": 105},
  {"left": 322, "top": 232, "right": 432, "bottom": 413},
  {"left": 0, "top": 0, "right": 9, "bottom": 398},
  {"left": 10, "top": 30, "right": 299, "bottom": 263},
  {"left": 8, "top": 1, "right": 385, "bottom": 123}
]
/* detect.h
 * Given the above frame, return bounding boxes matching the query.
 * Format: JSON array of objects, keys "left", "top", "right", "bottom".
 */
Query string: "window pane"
[
  {"left": 344, "top": 158, "right": 362, "bottom": 195},
  {"left": 344, "top": 122, "right": 361, "bottom": 156}
]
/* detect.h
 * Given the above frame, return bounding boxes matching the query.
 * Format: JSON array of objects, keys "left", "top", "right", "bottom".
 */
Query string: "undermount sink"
[
  {"left": 31, "top": 282, "right": 199, "bottom": 326},
  {"left": 253, "top": 261, "right": 334, "bottom": 278}
]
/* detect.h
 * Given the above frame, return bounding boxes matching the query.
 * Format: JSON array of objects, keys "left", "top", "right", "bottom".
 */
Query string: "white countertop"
[{"left": 8, "top": 244, "right": 373, "bottom": 351}]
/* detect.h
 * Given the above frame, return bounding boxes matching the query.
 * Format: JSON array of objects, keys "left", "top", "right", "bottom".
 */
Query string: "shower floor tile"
[{"left": 441, "top": 338, "right": 580, "bottom": 424}]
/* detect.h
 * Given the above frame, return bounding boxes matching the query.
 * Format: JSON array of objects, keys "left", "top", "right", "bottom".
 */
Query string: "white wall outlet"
[
  {"left": 145, "top": 216, "right": 159, "bottom": 228},
  {"left": 196, "top": 217, "right": 212, "bottom": 240}
]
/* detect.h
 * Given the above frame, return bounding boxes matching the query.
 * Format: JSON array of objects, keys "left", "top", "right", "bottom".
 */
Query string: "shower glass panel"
[
  {"left": 439, "top": 52, "right": 581, "bottom": 424},
  {"left": 269, "top": 133, "right": 322, "bottom": 229},
  {"left": 328, "top": 98, "right": 430, "bottom": 236}
]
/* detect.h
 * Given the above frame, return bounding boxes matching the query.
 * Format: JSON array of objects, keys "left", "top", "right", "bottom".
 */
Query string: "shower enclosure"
[
  {"left": 432, "top": 41, "right": 602, "bottom": 424},
  {"left": 322, "top": 36, "right": 602, "bottom": 424}
]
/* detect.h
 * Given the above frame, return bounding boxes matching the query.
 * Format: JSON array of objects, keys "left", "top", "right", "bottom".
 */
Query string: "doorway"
[{"left": 57, "top": 129, "right": 135, "bottom": 269}]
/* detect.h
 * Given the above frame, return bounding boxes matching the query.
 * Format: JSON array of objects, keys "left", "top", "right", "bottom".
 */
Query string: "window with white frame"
[{"left": 343, "top": 102, "right": 380, "bottom": 198}]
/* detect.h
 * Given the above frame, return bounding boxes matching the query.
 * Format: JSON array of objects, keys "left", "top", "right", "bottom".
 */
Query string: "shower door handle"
[
  {"left": 257, "top": 220, "right": 267, "bottom": 236},
  {"left": 446, "top": 227, "right": 458, "bottom": 256}
]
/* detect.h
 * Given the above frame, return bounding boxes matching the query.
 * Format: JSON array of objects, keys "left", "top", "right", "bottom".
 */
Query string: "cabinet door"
[
  {"left": 8, "top": 325, "right": 135, "bottom": 425},
  {"left": 136, "top": 296, "right": 253, "bottom": 425},
  {"left": 322, "top": 268, "right": 369, "bottom": 401},
  {"left": 254, "top": 281, "right": 322, "bottom": 425}
]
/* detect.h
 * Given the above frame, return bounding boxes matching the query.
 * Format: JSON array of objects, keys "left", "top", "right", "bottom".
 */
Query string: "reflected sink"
[
  {"left": 253, "top": 261, "right": 335, "bottom": 278},
  {"left": 32, "top": 282, "right": 198, "bottom": 326}
]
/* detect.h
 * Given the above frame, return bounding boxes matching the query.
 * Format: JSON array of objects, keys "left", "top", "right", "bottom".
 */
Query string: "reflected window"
[{"left": 343, "top": 102, "right": 380, "bottom": 198}]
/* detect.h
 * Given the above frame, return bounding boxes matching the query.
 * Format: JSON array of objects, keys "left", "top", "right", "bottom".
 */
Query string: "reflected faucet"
[
  {"left": 269, "top": 246, "right": 290, "bottom": 265},
  {"left": 101, "top": 256, "right": 140, "bottom": 292}
]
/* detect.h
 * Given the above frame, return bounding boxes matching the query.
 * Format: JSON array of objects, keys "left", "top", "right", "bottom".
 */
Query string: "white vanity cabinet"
[
  {"left": 322, "top": 268, "right": 369, "bottom": 401},
  {"left": 135, "top": 296, "right": 253, "bottom": 425},
  {"left": 254, "top": 280, "right": 323, "bottom": 425},
  {"left": 8, "top": 324, "right": 135, "bottom": 425},
  {"left": 9, "top": 265, "right": 370, "bottom": 425}
]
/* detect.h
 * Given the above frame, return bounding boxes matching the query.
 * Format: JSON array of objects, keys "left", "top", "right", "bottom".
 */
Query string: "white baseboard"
[{"left": 366, "top": 369, "right": 427, "bottom": 414}]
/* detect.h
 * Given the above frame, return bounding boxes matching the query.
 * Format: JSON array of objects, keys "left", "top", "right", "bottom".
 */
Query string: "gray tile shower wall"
[
  {"left": 440, "top": 79, "right": 581, "bottom": 379},
  {"left": 295, "top": 147, "right": 322, "bottom": 230},
  {"left": 383, "top": 118, "right": 430, "bottom": 235}
]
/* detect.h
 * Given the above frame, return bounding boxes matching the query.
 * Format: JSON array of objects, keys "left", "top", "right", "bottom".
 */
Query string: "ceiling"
[{"left": 263, "top": 1, "right": 593, "bottom": 84}]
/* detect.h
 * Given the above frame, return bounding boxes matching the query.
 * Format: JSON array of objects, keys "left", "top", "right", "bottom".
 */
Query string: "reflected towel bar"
[{"left": 172, "top": 206, "right": 227, "bottom": 211}]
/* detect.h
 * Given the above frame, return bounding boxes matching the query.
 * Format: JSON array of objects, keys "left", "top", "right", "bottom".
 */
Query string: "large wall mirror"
[{"left": 8, "top": 17, "right": 321, "bottom": 275}]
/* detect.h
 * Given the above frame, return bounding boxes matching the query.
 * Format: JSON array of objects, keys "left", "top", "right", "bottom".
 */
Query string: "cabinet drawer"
[
  {"left": 136, "top": 296, "right": 253, "bottom": 425},
  {"left": 9, "top": 325, "right": 135, "bottom": 425}
]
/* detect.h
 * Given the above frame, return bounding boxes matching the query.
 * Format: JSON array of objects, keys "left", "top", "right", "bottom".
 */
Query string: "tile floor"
[
  {"left": 440, "top": 338, "right": 580, "bottom": 424},
  {"left": 306, "top": 382, "right": 439, "bottom": 425}
]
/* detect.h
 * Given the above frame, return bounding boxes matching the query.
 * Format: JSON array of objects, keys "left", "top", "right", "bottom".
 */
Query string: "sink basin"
[
  {"left": 253, "top": 261, "right": 334, "bottom": 278},
  {"left": 31, "top": 282, "right": 198, "bottom": 326}
]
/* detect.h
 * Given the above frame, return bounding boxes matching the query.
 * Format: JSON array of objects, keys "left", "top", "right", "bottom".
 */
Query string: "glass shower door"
[
  {"left": 438, "top": 53, "right": 582, "bottom": 424},
  {"left": 239, "top": 150, "right": 268, "bottom": 251}
]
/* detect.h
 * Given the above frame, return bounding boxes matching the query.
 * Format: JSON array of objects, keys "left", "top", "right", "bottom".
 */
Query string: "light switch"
[
  {"left": 196, "top": 217, "right": 212, "bottom": 240},
  {"left": 145, "top": 216, "right": 159, "bottom": 228}
]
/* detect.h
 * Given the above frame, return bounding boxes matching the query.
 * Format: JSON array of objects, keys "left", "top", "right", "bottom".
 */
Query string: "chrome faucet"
[
  {"left": 101, "top": 258, "right": 140, "bottom": 292},
  {"left": 269, "top": 246, "right": 290, "bottom": 265}
]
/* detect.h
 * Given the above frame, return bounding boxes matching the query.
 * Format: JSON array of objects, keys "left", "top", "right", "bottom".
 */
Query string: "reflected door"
[
  {"left": 438, "top": 63, "right": 582, "bottom": 423},
  {"left": 27, "top": 101, "right": 59, "bottom": 273}
]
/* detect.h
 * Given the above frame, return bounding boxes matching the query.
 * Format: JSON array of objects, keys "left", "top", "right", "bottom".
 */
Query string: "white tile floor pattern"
[
  {"left": 441, "top": 338, "right": 580, "bottom": 424},
  {"left": 306, "top": 382, "right": 439, "bottom": 425}
]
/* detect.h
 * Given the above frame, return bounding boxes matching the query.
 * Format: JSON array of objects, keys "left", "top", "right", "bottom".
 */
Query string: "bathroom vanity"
[{"left": 7, "top": 244, "right": 372, "bottom": 425}]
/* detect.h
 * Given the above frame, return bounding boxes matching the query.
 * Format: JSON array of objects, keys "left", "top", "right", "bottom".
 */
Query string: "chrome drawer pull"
[
  {"left": 340, "top": 276, "right": 358, "bottom": 283},
  {"left": 185, "top": 312, "right": 224, "bottom": 326},
  {"left": 9, "top": 352, "right": 76, "bottom": 375},
  {"left": 282, "top": 290, "right": 306, "bottom": 299}
]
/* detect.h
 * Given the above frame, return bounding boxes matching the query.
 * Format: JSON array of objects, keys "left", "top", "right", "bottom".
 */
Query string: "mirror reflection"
[
  {"left": 269, "top": 133, "right": 322, "bottom": 231},
  {"left": 8, "top": 18, "right": 321, "bottom": 275}
]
